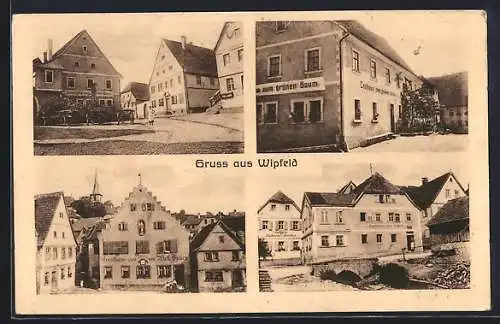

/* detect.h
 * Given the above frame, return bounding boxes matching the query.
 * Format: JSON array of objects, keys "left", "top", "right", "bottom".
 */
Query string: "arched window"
[{"left": 138, "top": 220, "right": 146, "bottom": 236}]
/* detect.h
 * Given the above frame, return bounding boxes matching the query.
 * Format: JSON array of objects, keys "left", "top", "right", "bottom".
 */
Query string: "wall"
[
  {"left": 185, "top": 73, "right": 219, "bottom": 110},
  {"left": 441, "top": 105, "right": 468, "bottom": 132}
]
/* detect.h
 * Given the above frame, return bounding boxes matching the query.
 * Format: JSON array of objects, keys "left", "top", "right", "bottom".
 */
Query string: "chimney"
[
  {"left": 422, "top": 177, "right": 429, "bottom": 186},
  {"left": 43, "top": 52, "right": 47, "bottom": 63},
  {"left": 47, "top": 39, "right": 53, "bottom": 61},
  {"left": 181, "top": 35, "right": 187, "bottom": 50}
]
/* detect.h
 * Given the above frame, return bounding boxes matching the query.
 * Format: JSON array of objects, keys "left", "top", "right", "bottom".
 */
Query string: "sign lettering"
[
  {"left": 256, "top": 77, "right": 326, "bottom": 96},
  {"left": 360, "top": 81, "right": 398, "bottom": 97}
]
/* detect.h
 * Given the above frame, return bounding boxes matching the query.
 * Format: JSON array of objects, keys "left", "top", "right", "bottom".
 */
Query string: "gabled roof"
[
  {"left": 427, "top": 196, "right": 469, "bottom": 227},
  {"left": 213, "top": 22, "right": 231, "bottom": 53},
  {"left": 190, "top": 218, "right": 244, "bottom": 252},
  {"left": 399, "top": 172, "right": 464, "bottom": 210},
  {"left": 338, "top": 181, "right": 357, "bottom": 195},
  {"left": 182, "top": 214, "right": 203, "bottom": 226},
  {"left": 353, "top": 172, "right": 402, "bottom": 196},
  {"left": 335, "top": 20, "right": 417, "bottom": 76},
  {"left": 121, "top": 82, "right": 150, "bottom": 101},
  {"left": 163, "top": 39, "right": 218, "bottom": 77},
  {"left": 304, "top": 192, "right": 358, "bottom": 207},
  {"left": 257, "top": 191, "right": 300, "bottom": 213},
  {"left": 35, "top": 192, "right": 64, "bottom": 249},
  {"left": 220, "top": 215, "right": 245, "bottom": 233}
]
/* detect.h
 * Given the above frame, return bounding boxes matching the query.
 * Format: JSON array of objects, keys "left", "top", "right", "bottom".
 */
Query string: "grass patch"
[
  {"left": 34, "top": 126, "right": 155, "bottom": 140},
  {"left": 35, "top": 140, "right": 244, "bottom": 155}
]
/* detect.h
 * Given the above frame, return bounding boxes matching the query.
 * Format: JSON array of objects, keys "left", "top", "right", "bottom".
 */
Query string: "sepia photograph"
[
  {"left": 30, "top": 15, "right": 244, "bottom": 155},
  {"left": 256, "top": 18, "right": 470, "bottom": 153},
  {"left": 257, "top": 162, "right": 470, "bottom": 292},
  {"left": 34, "top": 161, "right": 246, "bottom": 294}
]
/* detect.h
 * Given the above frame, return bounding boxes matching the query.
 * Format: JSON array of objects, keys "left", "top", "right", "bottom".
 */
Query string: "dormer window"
[{"left": 276, "top": 21, "right": 290, "bottom": 32}]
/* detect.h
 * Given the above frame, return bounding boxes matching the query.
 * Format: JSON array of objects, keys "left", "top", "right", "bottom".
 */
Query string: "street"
[{"left": 352, "top": 134, "right": 468, "bottom": 152}]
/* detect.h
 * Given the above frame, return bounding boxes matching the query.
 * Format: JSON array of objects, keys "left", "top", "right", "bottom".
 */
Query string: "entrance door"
[
  {"left": 231, "top": 270, "right": 244, "bottom": 287},
  {"left": 174, "top": 264, "right": 185, "bottom": 287},
  {"left": 51, "top": 271, "right": 58, "bottom": 291},
  {"left": 406, "top": 234, "right": 415, "bottom": 251},
  {"left": 143, "top": 104, "right": 148, "bottom": 119},
  {"left": 390, "top": 104, "right": 396, "bottom": 132}
]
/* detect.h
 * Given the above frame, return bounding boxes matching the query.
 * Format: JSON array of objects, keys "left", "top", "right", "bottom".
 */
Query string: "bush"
[
  {"left": 319, "top": 269, "right": 337, "bottom": 281},
  {"left": 378, "top": 263, "right": 409, "bottom": 288}
]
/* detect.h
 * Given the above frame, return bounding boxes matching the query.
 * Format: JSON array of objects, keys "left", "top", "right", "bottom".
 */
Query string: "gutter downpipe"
[{"left": 338, "top": 28, "right": 350, "bottom": 152}]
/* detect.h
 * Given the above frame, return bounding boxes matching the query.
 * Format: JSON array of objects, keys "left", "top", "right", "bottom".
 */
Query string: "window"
[
  {"left": 44, "top": 272, "right": 49, "bottom": 285},
  {"left": 263, "top": 102, "right": 278, "bottom": 124},
  {"left": 219, "top": 235, "right": 225, "bottom": 243},
  {"left": 82, "top": 45, "right": 88, "bottom": 52},
  {"left": 153, "top": 221, "right": 165, "bottom": 230},
  {"left": 87, "top": 79, "right": 94, "bottom": 89},
  {"left": 391, "top": 234, "right": 397, "bottom": 243},
  {"left": 151, "top": 86, "right": 155, "bottom": 94},
  {"left": 361, "top": 234, "right": 368, "bottom": 244},
  {"left": 121, "top": 266, "right": 130, "bottom": 278},
  {"left": 278, "top": 221, "right": 284, "bottom": 230},
  {"left": 321, "top": 235, "right": 329, "bottom": 247},
  {"left": 44, "top": 70, "right": 53, "bottom": 83},
  {"left": 53, "top": 247, "right": 58, "bottom": 259},
  {"left": 376, "top": 234, "right": 382, "bottom": 243},
  {"left": 62, "top": 232, "right": 65, "bottom": 239},
  {"left": 268, "top": 55, "right": 281, "bottom": 77},
  {"left": 106, "top": 99, "right": 113, "bottom": 107},
  {"left": 309, "top": 99, "right": 322, "bottom": 123},
  {"left": 285, "top": 204, "right": 290, "bottom": 211},
  {"left": 385, "top": 67, "right": 391, "bottom": 83},
  {"left": 395, "top": 213, "right": 401, "bottom": 222},
  {"left": 291, "top": 101, "right": 305, "bottom": 123},
  {"left": 104, "top": 266, "right": 112, "bottom": 279},
  {"left": 157, "top": 240, "right": 177, "bottom": 254},
  {"left": 292, "top": 220, "right": 299, "bottom": 230},
  {"left": 320, "top": 210, "right": 328, "bottom": 224},
  {"left": 159, "top": 98, "right": 164, "bottom": 107},
  {"left": 261, "top": 220, "right": 269, "bottom": 230},
  {"left": 226, "top": 78, "right": 235, "bottom": 92},
  {"left": 370, "top": 59, "right": 377, "bottom": 79},
  {"left": 205, "top": 271, "right": 223, "bottom": 282},
  {"left": 352, "top": 50, "right": 360, "bottom": 72},
  {"left": 194, "top": 75, "right": 202, "bottom": 85},
  {"left": 292, "top": 241, "right": 300, "bottom": 251},
  {"left": 158, "top": 265, "right": 172, "bottom": 278},
  {"left": 178, "top": 76, "right": 182, "bottom": 84},
  {"left": 354, "top": 99, "right": 361, "bottom": 121},
  {"left": 161, "top": 55, "right": 165, "bottom": 60},
  {"left": 118, "top": 222, "right": 128, "bottom": 231},
  {"left": 360, "top": 212, "right": 366, "bottom": 222},
  {"left": 61, "top": 247, "right": 66, "bottom": 259},
  {"left": 232, "top": 251, "right": 240, "bottom": 261},
  {"left": 238, "top": 48, "right": 243, "bottom": 61},
  {"left": 136, "top": 265, "right": 151, "bottom": 279},
  {"left": 67, "top": 77, "right": 75, "bottom": 88},
  {"left": 158, "top": 83, "right": 163, "bottom": 92},
  {"left": 68, "top": 247, "right": 72, "bottom": 258},
  {"left": 61, "top": 268, "right": 65, "bottom": 280},
  {"left": 449, "top": 111, "right": 454, "bottom": 117},
  {"left": 138, "top": 220, "right": 146, "bottom": 236},
  {"left": 91, "top": 63, "right": 95, "bottom": 69},
  {"left": 204, "top": 252, "right": 219, "bottom": 262},
  {"left": 278, "top": 241, "right": 286, "bottom": 251},
  {"left": 53, "top": 231, "right": 57, "bottom": 238},
  {"left": 172, "top": 95, "right": 177, "bottom": 104},
  {"left": 130, "top": 203, "right": 137, "bottom": 211},
  {"left": 67, "top": 267, "right": 72, "bottom": 278},
  {"left": 406, "top": 213, "right": 412, "bottom": 221},
  {"left": 455, "top": 190, "right": 459, "bottom": 198},
  {"left": 336, "top": 235, "right": 344, "bottom": 246},
  {"left": 389, "top": 213, "right": 394, "bottom": 222},
  {"left": 99, "top": 99, "right": 105, "bottom": 106},
  {"left": 223, "top": 53, "right": 231, "bottom": 66},
  {"left": 103, "top": 241, "right": 129, "bottom": 255},
  {"left": 104, "top": 79, "right": 112, "bottom": 89},
  {"left": 74, "top": 61, "right": 80, "bottom": 67},
  {"left": 396, "top": 73, "right": 401, "bottom": 88},
  {"left": 165, "top": 81, "right": 169, "bottom": 88},
  {"left": 275, "top": 21, "right": 289, "bottom": 32},
  {"left": 336, "top": 211, "right": 344, "bottom": 223},
  {"left": 305, "top": 48, "right": 321, "bottom": 72},
  {"left": 372, "top": 102, "right": 378, "bottom": 121},
  {"left": 136, "top": 240, "right": 149, "bottom": 254},
  {"left": 445, "top": 189, "right": 451, "bottom": 198},
  {"left": 45, "top": 247, "right": 51, "bottom": 260}
]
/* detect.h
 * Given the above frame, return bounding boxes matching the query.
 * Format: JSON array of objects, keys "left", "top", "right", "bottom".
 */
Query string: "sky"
[
  {"left": 254, "top": 160, "right": 469, "bottom": 209},
  {"left": 26, "top": 11, "right": 480, "bottom": 89},
  {"left": 34, "top": 158, "right": 245, "bottom": 214}
]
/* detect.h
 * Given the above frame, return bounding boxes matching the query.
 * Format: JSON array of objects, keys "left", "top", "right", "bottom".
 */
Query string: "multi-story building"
[
  {"left": 300, "top": 172, "right": 423, "bottom": 265},
  {"left": 120, "top": 82, "right": 151, "bottom": 119},
  {"left": 190, "top": 216, "right": 246, "bottom": 292},
  {"left": 98, "top": 178, "right": 191, "bottom": 290},
  {"left": 147, "top": 37, "right": 219, "bottom": 117},
  {"left": 255, "top": 20, "right": 424, "bottom": 152},
  {"left": 258, "top": 191, "right": 302, "bottom": 265},
  {"left": 400, "top": 172, "right": 468, "bottom": 249},
  {"left": 212, "top": 22, "right": 244, "bottom": 110},
  {"left": 427, "top": 71, "right": 468, "bottom": 133},
  {"left": 35, "top": 191, "right": 77, "bottom": 294},
  {"left": 33, "top": 30, "right": 122, "bottom": 121}
]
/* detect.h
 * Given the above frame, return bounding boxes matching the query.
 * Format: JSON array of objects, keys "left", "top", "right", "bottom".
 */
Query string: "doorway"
[
  {"left": 51, "top": 270, "right": 58, "bottom": 291},
  {"left": 174, "top": 264, "right": 185, "bottom": 287},
  {"left": 231, "top": 270, "right": 244, "bottom": 287},
  {"left": 406, "top": 234, "right": 415, "bottom": 251},
  {"left": 390, "top": 103, "right": 396, "bottom": 132},
  {"left": 143, "top": 104, "right": 148, "bottom": 119}
]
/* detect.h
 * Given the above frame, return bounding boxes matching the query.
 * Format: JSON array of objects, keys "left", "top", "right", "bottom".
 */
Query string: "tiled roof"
[
  {"left": 338, "top": 181, "right": 357, "bottom": 194},
  {"left": 76, "top": 220, "right": 106, "bottom": 244},
  {"left": 190, "top": 218, "right": 245, "bottom": 252},
  {"left": 33, "top": 58, "right": 64, "bottom": 70},
  {"left": 121, "top": 82, "right": 150, "bottom": 101},
  {"left": 427, "top": 196, "right": 469, "bottom": 227},
  {"left": 427, "top": 71, "right": 468, "bottom": 108},
  {"left": 353, "top": 172, "right": 402, "bottom": 196},
  {"left": 35, "top": 192, "right": 64, "bottom": 249},
  {"left": 399, "top": 172, "right": 453, "bottom": 210},
  {"left": 164, "top": 39, "right": 218, "bottom": 77},
  {"left": 336, "top": 20, "right": 416, "bottom": 76},
  {"left": 71, "top": 217, "right": 104, "bottom": 233},
  {"left": 305, "top": 192, "right": 357, "bottom": 207},
  {"left": 258, "top": 191, "right": 300, "bottom": 213},
  {"left": 221, "top": 215, "right": 245, "bottom": 233},
  {"left": 182, "top": 215, "right": 203, "bottom": 226}
]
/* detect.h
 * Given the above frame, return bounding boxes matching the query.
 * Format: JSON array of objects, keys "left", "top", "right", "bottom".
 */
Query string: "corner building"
[
  {"left": 256, "top": 20, "right": 423, "bottom": 151},
  {"left": 99, "top": 182, "right": 191, "bottom": 290}
]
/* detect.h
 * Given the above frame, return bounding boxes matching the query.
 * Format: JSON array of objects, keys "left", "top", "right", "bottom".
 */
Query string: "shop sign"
[
  {"left": 256, "top": 77, "right": 325, "bottom": 96},
  {"left": 103, "top": 254, "right": 188, "bottom": 263},
  {"left": 220, "top": 92, "right": 234, "bottom": 99},
  {"left": 360, "top": 81, "right": 398, "bottom": 97}
]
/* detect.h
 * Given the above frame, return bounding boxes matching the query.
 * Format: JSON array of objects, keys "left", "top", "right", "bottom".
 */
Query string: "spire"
[{"left": 90, "top": 170, "right": 102, "bottom": 203}]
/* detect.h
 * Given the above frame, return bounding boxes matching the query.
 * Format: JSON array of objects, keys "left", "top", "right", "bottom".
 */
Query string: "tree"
[
  {"left": 258, "top": 238, "right": 272, "bottom": 264},
  {"left": 70, "top": 196, "right": 107, "bottom": 218},
  {"left": 400, "top": 82, "right": 439, "bottom": 132}
]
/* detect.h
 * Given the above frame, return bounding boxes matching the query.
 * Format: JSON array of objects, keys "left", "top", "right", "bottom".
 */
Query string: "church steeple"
[{"left": 90, "top": 170, "right": 102, "bottom": 203}]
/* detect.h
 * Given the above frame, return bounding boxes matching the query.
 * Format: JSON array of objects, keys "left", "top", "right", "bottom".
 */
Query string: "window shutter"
[
  {"left": 171, "top": 239, "right": 178, "bottom": 253},
  {"left": 289, "top": 221, "right": 294, "bottom": 230}
]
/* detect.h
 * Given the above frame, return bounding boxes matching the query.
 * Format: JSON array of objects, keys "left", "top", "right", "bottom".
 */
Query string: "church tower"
[{"left": 90, "top": 170, "right": 102, "bottom": 203}]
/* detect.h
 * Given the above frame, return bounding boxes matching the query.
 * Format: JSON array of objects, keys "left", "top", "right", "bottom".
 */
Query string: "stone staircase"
[{"left": 259, "top": 270, "right": 273, "bottom": 292}]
